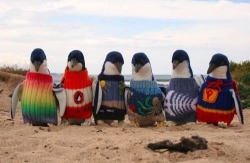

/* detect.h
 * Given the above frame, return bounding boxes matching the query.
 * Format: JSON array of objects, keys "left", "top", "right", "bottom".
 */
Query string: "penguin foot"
[
  {"left": 218, "top": 121, "right": 228, "bottom": 128},
  {"left": 82, "top": 118, "right": 92, "bottom": 126},
  {"left": 97, "top": 120, "right": 111, "bottom": 126},
  {"left": 118, "top": 120, "right": 125, "bottom": 126},
  {"left": 156, "top": 121, "right": 166, "bottom": 127},
  {"left": 104, "top": 120, "right": 114, "bottom": 125},
  {"left": 166, "top": 121, "right": 176, "bottom": 127},
  {"left": 130, "top": 121, "right": 139, "bottom": 127},
  {"left": 60, "top": 119, "right": 69, "bottom": 126}
]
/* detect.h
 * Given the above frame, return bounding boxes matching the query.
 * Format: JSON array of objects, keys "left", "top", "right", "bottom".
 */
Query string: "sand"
[{"left": 1, "top": 76, "right": 250, "bottom": 163}]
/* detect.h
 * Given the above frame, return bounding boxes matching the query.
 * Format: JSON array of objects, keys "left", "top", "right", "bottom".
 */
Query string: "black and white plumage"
[
  {"left": 197, "top": 53, "right": 243, "bottom": 127},
  {"left": 207, "top": 53, "right": 230, "bottom": 80},
  {"left": 101, "top": 51, "right": 123, "bottom": 75},
  {"left": 29, "top": 48, "right": 50, "bottom": 74},
  {"left": 125, "top": 53, "right": 165, "bottom": 127},
  {"left": 131, "top": 52, "right": 154, "bottom": 81},
  {"left": 164, "top": 50, "right": 199, "bottom": 125},
  {"left": 171, "top": 50, "right": 193, "bottom": 78},
  {"left": 60, "top": 50, "right": 93, "bottom": 126},
  {"left": 11, "top": 48, "right": 66, "bottom": 126},
  {"left": 93, "top": 51, "right": 126, "bottom": 126},
  {"left": 67, "top": 50, "right": 86, "bottom": 71}
]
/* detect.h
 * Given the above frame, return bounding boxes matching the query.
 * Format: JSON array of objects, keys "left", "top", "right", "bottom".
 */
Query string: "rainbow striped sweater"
[
  {"left": 61, "top": 68, "right": 93, "bottom": 119},
  {"left": 21, "top": 72, "right": 57, "bottom": 125},
  {"left": 197, "top": 76, "right": 237, "bottom": 125}
]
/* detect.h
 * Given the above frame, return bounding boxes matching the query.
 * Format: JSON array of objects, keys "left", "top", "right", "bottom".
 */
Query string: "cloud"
[{"left": 0, "top": 0, "right": 250, "bottom": 75}]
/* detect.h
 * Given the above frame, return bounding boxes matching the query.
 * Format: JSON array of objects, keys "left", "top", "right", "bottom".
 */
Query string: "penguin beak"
[
  {"left": 33, "top": 61, "right": 42, "bottom": 72},
  {"left": 172, "top": 60, "right": 180, "bottom": 69},
  {"left": 70, "top": 58, "right": 78, "bottom": 68},
  {"left": 207, "top": 63, "right": 217, "bottom": 74},
  {"left": 115, "top": 62, "right": 123, "bottom": 73},
  {"left": 135, "top": 63, "right": 143, "bottom": 73}
]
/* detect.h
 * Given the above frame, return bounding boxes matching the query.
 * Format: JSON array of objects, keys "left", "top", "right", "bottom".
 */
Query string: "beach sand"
[{"left": 0, "top": 73, "right": 250, "bottom": 163}]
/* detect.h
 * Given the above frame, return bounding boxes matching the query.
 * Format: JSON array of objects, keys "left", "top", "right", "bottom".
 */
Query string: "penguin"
[
  {"left": 196, "top": 53, "right": 244, "bottom": 127},
  {"left": 60, "top": 50, "right": 93, "bottom": 125},
  {"left": 92, "top": 51, "right": 126, "bottom": 126},
  {"left": 125, "top": 52, "right": 165, "bottom": 127},
  {"left": 164, "top": 50, "right": 200, "bottom": 126},
  {"left": 11, "top": 48, "right": 66, "bottom": 126}
]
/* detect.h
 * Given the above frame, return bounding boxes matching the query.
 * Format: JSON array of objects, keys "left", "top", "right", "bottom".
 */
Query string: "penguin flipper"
[
  {"left": 124, "top": 86, "right": 130, "bottom": 110},
  {"left": 194, "top": 74, "right": 206, "bottom": 88},
  {"left": 230, "top": 89, "right": 244, "bottom": 124},
  {"left": 53, "top": 84, "right": 66, "bottom": 117},
  {"left": 11, "top": 82, "right": 23, "bottom": 119},
  {"left": 159, "top": 86, "right": 166, "bottom": 97},
  {"left": 93, "top": 79, "right": 102, "bottom": 114}
]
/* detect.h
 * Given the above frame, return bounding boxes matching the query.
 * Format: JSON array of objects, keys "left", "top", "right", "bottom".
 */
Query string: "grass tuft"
[
  {"left": 0, "top": 64, "right": 28, "bottom": 76},
  {"left": 0, "top": 64, "right": 27, "bottom": 90}
]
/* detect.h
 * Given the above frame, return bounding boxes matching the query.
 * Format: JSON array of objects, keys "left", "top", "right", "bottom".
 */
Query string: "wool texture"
[
  {"left": 196, "top": 76, "right": 236, "bottom": 125},
  {"left": 127, "top": 80, "right": 165, "bottom": 126},
  {"left": 93, "top": 74, "right": 126, "bottom": 121},
  {"left": 61, "top": 68, "right": 93, "bottom": 119},
  {"left": 164, "top": 78, "right": 199, "bottom": 124},
  {"left": 21, "top": 72, "right": 57, "bottom": 125}
]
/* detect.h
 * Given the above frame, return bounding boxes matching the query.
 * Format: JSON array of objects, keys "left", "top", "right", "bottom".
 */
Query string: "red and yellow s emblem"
[{"left": 203, "top": 88, "right": 219, "bottom": 103}]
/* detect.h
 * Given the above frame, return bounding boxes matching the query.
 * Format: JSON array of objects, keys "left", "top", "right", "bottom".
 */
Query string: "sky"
[{"left": 0, "top": 0, "right": 250, "bottom": 75}]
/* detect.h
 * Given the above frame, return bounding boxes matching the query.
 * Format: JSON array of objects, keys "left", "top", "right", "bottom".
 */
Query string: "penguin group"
[{"left": 10, "top": 48, "right": 244, "bottom": 128}]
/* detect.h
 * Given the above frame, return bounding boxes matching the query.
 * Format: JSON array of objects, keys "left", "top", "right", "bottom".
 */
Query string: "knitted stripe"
[
  {"left": 98, "top": 74, "right": 124, "bottom": 81},
  {"left": 197, "top": 76, "right": 236, "bottom": 125},
  {"left": 62, "top": 68, "right": 93, "bottom": 119},
  {"left": 130, "top": 80, "right": 160, "bottom": 95},
  {"left": 197, "top": 105, "right": 235, "bottom": 125},
  {"left": 65, "top": 87, "right": 92, "bottom": 107},
  {"left": 21, "top": 72, "right": 57, "bottom": 125},
  {"left": 128, "top": 80, "right": 164, "bottom": 116},
  {"left": 164, "top": 78, "right": 199, "bottom": 124},
  {"left": 94, "top": 105, "right": 126, "bottom": 120},
  {"left": 63, "top": 103, "right": 92, "bottom": 119},
  {"left": 94, "top": 74, "right": 126, "bottom": 120},
  {"left": 62, "top": 68, "right": 92, "bottom": 89}
]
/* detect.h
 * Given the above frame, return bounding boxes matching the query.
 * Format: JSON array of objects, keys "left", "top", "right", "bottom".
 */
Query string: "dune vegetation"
[
  {"left": 230, "top": 60, "right": 250, "bottom": 109},
  {"left": 0, "top": 65, "right": 26, "bottom": 90}
]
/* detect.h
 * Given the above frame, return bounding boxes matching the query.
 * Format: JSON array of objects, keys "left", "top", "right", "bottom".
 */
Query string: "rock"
[{"left": 147, "top": 135, "right": 208, "bottom": 153}]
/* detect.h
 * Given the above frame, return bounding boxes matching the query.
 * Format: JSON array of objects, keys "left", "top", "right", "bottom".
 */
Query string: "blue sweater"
[
  {"left": 93, "top": 74, "right": 126, "bottom": 121},
  {"left": 164, "top": 78, "right": 199, "bottom": 124},
  {"left": 128, "top": 80, "right": 164, "bottom": 117},
  {"left": 196, "top": 76, "right": 240, "bottom": 125}
]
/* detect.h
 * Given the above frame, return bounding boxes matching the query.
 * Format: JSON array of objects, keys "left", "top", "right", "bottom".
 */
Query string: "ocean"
[{"left": 52, "top": 73, "right": 171, "bottom": 86}]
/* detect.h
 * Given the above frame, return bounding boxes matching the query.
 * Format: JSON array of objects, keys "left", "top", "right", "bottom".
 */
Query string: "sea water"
[{"left": 52, "top": 73, "right": 171, "bottom": 87}]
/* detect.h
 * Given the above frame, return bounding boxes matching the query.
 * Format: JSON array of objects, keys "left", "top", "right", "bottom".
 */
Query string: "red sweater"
[{"left": 61, "top": 68, "right": 93, "bottom": 119}]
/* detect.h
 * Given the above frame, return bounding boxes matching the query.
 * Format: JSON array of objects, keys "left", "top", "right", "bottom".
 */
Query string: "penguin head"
[
  {"left": 171, "top": 50, "right": 193, "bottom": 78},
  {"left": 30, "top": 48, "right": 49, "bottom": 74},
  {"left": 207, "top": 53, "right": 231, "bottom": 80},
  {"left": 132, "top": 52, "right": 153, "bottom": 81},
  {"left": 101, "top": 51, "right": 124, "bottom": 75},
  {"left": 67, "top": 50, "right": 85, "bottom": 71}
]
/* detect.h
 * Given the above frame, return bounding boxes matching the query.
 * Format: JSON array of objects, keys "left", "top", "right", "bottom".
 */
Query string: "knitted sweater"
[
  {"left": 128, "top": 80, "right": 164, "bottom": 117},
  {"left": 61, "top": 68, "right": 93, "bottom": 119},
  {"left": 21, "top": 72, "right": 57, "bottom": 125},
  {"left": 93, "top": 74, "right": 126, "bottom": 121},
  {"left": 197, "top": 76, "right": 236, "bottom": 125},
  {"left": 164, "top": 78, "right": 199, "bottom": 124}
]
